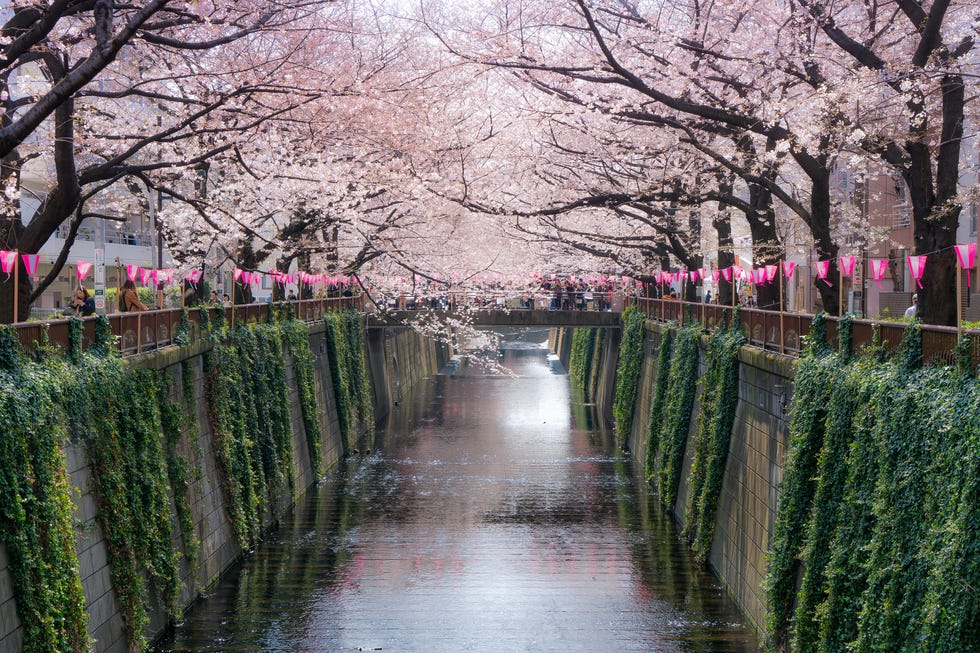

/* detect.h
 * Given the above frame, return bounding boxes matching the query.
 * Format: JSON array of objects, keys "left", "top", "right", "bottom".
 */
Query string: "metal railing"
[
  {"left": 632, "top": 297, "right": 980, "bottom": 367},
  {"left": 10, "top": 296, "right": 364, "bottom": 357}
]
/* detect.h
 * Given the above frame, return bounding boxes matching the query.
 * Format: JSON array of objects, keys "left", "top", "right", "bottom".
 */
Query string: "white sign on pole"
[{"left": 94, "top": 248, "right": 106, "bottom": 313}]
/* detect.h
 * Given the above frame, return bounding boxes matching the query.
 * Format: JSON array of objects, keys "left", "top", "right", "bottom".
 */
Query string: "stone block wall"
[
  {"left": 366, "top": 326, "right": 447, "bottom": 423},
  {"left": 708, "top": 348, "right": 794, "bottom": 631}
]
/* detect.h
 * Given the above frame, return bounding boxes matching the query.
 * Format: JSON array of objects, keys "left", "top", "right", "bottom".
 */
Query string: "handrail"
[
  {"left": 631, "top": 297, "right": 980, "bottom": 367},
  {"left": 9, "top": 296, "right": 364, "bottom": 358}
]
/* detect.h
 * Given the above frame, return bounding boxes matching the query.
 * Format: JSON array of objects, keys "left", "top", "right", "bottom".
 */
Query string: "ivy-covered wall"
[
  {"left": 764, "top": 317, "right": 980, "bottom": 653},
  {"left": 617, "top": 316, "right": 795, "bottom": 634},
  {"left": 0, "top": 309, "right": 379, "bottom": 653},
  {"left": 616, "top": 311, "right": 980, "bottom": 648}
]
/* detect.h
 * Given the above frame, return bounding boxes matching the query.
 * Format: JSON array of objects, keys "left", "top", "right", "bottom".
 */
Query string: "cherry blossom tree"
[
  {"left": 792, "top": 0, "right": 977, "bottom": 324},
  {"left": 416, "top": 0, "right": 977, "bottom": 320},
  {"left": 0, "top": 0, "right": 339, "bottom": 321}
]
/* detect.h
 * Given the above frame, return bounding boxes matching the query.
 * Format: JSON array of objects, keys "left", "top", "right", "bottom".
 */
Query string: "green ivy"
[
  {"left": 0, "top": 309, "right": 368, "bottom": 653},
  {"left": 569, "top": 328, "right": 598, "bottom": 399},
  {"left": 764, "top": 316, "right": 836, "bottom": 652},
  {"left": 0, "top": 327, "right": 90, "bottom": 653},
  {"left": 282, "top": 319, "right": 323, "bottom": 475},
  {"left": 613, "top": 306, "right": 646, "bottom": 449},
  {"left": 766, "top": 316, "right": 980, "bottom": 653},
  {"left": 684, "top": 324, "right": 745, "bottom": 561},
  {"left": 159, "top": 370, "right": 200, "bottom": 574},
  {"left": 202, "top": 321, "right": 296, "bottom": 549},
  {"left": 656, "top": 323, "right": 702, "bottom": 509},
  {"left": 644, "top": 329, "right": 674, "bottom": 482},
  {"left": 588, "top": 328, "right": 606, "bottom": 402},
  {"left": 0, "top": 316, "right": 196, "bottom": 653},
  {"left": 174, "top": 308, "right": 191, "bottom": 346},
  {"left": 790, "top": 357, "right": 861, "bottom": 652},
  {"left": 84, "top": 367, "right": 183, "bottom": 647},
  {"left": 323, "top": 310, "right": 374, "bottom": 450}
]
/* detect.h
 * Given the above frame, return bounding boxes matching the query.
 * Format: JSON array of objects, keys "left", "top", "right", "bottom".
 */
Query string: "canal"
[{"left": 156, "top": 336, "right": 758, "bottom": 652}]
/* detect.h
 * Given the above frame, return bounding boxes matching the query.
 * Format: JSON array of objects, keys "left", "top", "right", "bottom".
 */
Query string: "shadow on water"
[{"left": 156, "top": 332, "right": 758, "bottom": 653}]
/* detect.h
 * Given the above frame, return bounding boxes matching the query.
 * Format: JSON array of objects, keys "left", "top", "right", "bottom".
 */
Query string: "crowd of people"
[{"left": 384, "top": 277, "right": 631, "bottom": 312}]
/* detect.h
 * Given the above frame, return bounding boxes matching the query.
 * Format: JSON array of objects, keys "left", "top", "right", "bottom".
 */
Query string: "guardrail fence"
[
  {"left": 632, "top": 297, "right": 980, "bottom": 367},
  {"left": 10, "top": 296, "right": 363, "bottom": 357}
]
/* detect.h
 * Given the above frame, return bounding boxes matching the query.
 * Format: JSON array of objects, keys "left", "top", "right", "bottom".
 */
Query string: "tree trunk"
[
  {"left": 714, "top": 211, "right": 735, "bottom": 306},
  {"left": 746, "top": 183, "right": 783, "bottom": 310},
  {"left": 909, "top": 73, "right": 964, "bottom": 326},
  {"left": 234, "top": 244, "right": 257, "bottom": 305},
  {"left": 809, "top": 170, "right": 840, "bottom": 315}
]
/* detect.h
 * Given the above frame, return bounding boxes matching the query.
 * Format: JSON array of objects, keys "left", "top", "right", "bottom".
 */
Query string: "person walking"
[{"left": 119, "top": 279, "right": 147, "bottom": 312}]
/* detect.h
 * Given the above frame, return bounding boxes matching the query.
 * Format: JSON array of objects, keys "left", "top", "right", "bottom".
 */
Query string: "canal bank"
[
  {"left": 563, "top": 309, "right": 980, "bottom": 653},
  {"left": 556, "top": 319, "right": 793, "bottom": 633},
  {"left": 0, "top": 316, "right": 444, "bottom": 653}
]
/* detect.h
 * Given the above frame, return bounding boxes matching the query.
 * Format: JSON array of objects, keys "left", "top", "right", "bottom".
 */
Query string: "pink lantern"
[
  {"left": 73, "top": 260, "right": 92, "bottom": 281},
  {"left": 839, "top": 256, "right": 856, "bottom": 277},
  {"left": 765, "top": 265, "right": 777, "bottom": 282},
  {"left": 679, "top": 270, "right": 689, "bottom": 282},
  {"left": 732, "top": 265, "right": 743, "bottom": 279},
  {"left": 233, "top": 267, "right": 243, "bottom": 281},
  {"left": 721, "top": 267, "right": 732, "bottom": 282},
  {"left": 690, "top": 269, "right": 701, "bottom": 283},
  {"left": 127, "top": 264, "right": 139, "bottom": 281},
  {"left": 712, "top": 269, "right": 721, "bottom": 282},
  {"left": 869, "top": 259, "right": 888, "bottom": 290},
  {"left": 0, "top": 250, "right": 15, "bottom": 276},
  {"left": 815, "top": 260, "right": 832, "bottom": 286},
  {"left": 140, "top": 268, "right": 152, "bottom": 285},
  {"left": 21, "top": 254, "right": 39, "bottom": 276},
  {"left": 782, "top": 261, "right": 796, "bottom": 278},
  {"left": 907, "top": 255, "right": 927, "bottom": 289},
  {"left": 955, "top": 244, "right": 976, "bottom": 288}
]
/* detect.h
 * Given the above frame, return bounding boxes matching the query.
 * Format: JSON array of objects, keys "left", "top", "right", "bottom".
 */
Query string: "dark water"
[{"left": 156, "top": 344, "right": 758, "bottom": 653}]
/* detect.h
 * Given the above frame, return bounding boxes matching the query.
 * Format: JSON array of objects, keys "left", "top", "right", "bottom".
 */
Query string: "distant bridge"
[{"left": 366, "top": 309, "right": 623, "bottom": 329}]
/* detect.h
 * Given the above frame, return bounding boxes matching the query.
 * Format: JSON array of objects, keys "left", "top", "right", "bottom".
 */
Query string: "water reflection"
[{"left": 156, "top": 338, "right": 758, "bottom": 653}]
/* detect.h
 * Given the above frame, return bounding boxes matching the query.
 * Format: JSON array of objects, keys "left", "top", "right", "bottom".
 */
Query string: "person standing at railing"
[
  {"left": 120, "top": 280, "right": 147, "bottom": 312},
  {"left": 287, "top": 289, "right": 297, "bottom": 301},
  {"left": 73, "top": 285, "right": 96, "bottom": 316},
  {"left": 904, "top": 294, "right": 918, "bottom": 319}
]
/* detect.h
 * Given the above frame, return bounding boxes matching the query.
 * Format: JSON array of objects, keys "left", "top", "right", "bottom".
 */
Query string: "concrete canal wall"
[
  {"left": 0, "top": 321, "right": 442, "bottom": 653},
  {"left": 560, "top": 321, "right": 793, "bottom": 634}
]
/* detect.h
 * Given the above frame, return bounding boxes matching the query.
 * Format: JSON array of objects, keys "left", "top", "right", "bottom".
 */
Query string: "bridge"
[{"left": 366, "top": 309, "right": 623, "bottom": 329}]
